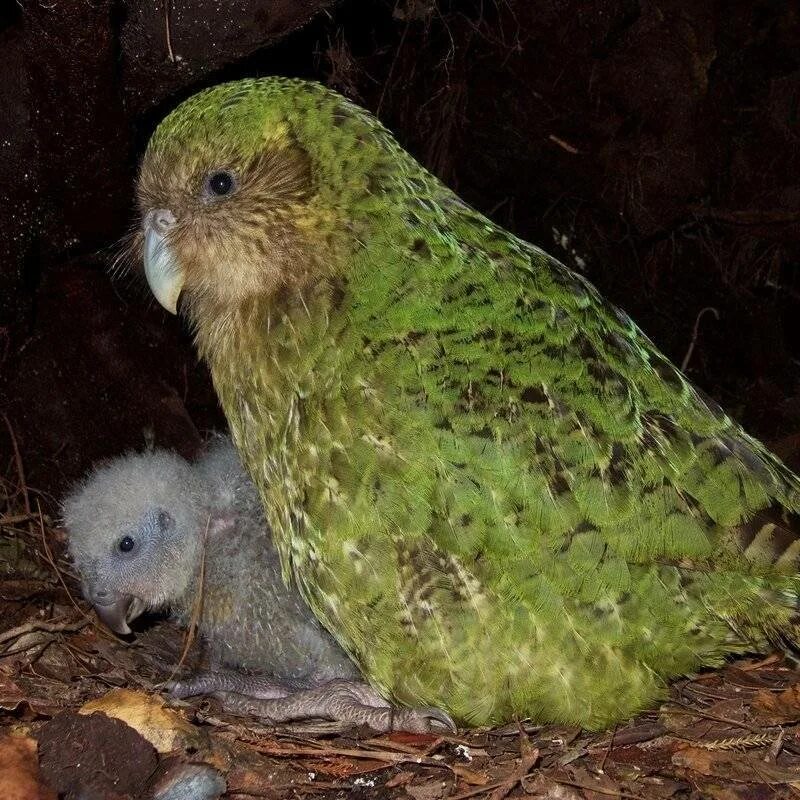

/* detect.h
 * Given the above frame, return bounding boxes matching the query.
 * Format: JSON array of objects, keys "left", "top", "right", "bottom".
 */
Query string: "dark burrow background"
[
  {"left": 3, "top": 3, "right": 800, "bottom": 798},
  {"left": 2, "top": 0, "right": 799, "bottom": 497}
]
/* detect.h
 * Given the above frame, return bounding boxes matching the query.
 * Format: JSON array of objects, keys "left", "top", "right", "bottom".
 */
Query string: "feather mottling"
[{"left": 136, "top": 78, "right": 800, "bottom": 728}]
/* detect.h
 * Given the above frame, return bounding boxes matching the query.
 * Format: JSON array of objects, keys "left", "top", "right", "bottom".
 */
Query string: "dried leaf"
[
  {"left": 0, "top": 672, "right": 60, "bottom": 717},
  {"left": 752, "top": 684, "right": 800, "bottom": 724},
  {"left": 0, "top": 735, "right": 57, "bottom": 800},
  {"left": 302, "top": 757, "right": 387, "bottom": 778},
  {"left": 0, "top": 674, "right": 26, "bottom": 712},
  {"left": 387, "top": 731, "right": 441, "bottom": 747},
  {"left": 563, "top": 765, "right": 626, "bottom": 800},
  {"left": 80, "top": 688, "right": 207, "bottom": 753},
  {"left": 406, "top": 779, "right": 450, "bottom": 800},
  {"left": 453, "top": 764, "right": 490, "bottom": 786},
  {"left": 385, "top": 770, "right": 416, "bottom": 788},
  {"left": 672, "top": 746, "right": 800, "bottom": 784},
  {"left": 520, "top": 774, "right": 582, "bottom": 800},
  {"left": 694, "top": 783, "right": 775, "bottom": 800}
]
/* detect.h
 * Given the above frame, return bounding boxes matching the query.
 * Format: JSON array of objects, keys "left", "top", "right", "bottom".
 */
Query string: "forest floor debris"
[{"left": 3, "top": 478, "right": 800, "bottom": 799}]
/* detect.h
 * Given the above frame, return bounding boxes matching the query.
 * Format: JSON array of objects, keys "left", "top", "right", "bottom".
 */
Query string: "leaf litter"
[{"left": 4, "top": 461, "right": 800, "bottom": 798}]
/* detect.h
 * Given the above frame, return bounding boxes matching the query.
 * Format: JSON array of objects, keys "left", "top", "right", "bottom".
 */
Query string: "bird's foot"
[
  {"left": 166, "top": 670, "right": 291, "bottom": 700},
  {"left": 169, "top": 674, "right": 455, "bottom": 733}
]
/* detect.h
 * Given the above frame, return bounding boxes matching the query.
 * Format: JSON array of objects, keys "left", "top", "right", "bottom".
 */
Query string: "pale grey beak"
[
  {"left": 143, "top": 208, "right": 183, "bottom": 314},
  {"left": 94, "top": 594, "right": 144, "bottom": 636}
]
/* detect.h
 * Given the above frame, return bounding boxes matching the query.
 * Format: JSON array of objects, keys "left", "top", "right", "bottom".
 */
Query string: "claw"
[
  {"left": 395, "top": 705, "right": 458, "bottom": 733},
  {"left": 419, "top": 706, "right": 458, "bottom": 733}
]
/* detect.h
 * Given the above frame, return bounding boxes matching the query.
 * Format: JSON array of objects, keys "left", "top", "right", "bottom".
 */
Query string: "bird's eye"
[
  {"left": 118, "top": 536, "right": 135, "bottom": 553},
  {"left": 206, "top": 170, "right": 236, "bottom": 197}
]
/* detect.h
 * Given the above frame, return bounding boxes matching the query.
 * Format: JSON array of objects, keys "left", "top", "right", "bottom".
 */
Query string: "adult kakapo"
[{"left": 135, "top": 77, "right": 800, "bottom": 729}]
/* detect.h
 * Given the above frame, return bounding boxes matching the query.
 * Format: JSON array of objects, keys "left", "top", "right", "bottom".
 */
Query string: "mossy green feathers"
[{"left": 139, "top": 78, "right": 800, "bottom": 728}]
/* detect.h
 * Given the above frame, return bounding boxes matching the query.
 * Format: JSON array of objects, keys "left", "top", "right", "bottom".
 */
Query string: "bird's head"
[
  {"left": 63, "top": 451, "right": 207, "bottom": 635},
  {"left": 135, "top": 78, "right": 400, "bottom": 333}
]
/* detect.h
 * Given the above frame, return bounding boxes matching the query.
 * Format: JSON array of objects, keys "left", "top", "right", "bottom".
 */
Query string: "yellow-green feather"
[{"left": 149, "top": 78, "right": 800, "bottom": 729}]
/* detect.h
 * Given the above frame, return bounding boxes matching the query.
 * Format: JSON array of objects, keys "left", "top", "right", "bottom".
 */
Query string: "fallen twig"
[
  {"left": 489, "top": 729, "right": 538, "bottom": 800},
  {"left": 681, "top": 306, "right": 719, "bottom": 372},
  {"left": 2, "top": 413, "right": 30, "bottom": 517},
  {"left": 164, "top": 0, "right": 176, "bottom": 62},
  {"left": 451, "top": 727, "right": 538, "bottom": 800},
  {"left": 768, "top": 728, "right": 786, "bottom": 762},
  {"left": 548, "top": 134, "right": 580, "bottom": 154},
  {"left": 161, "top": 515, "right": 209, "bottom": 687},
  {"left": 0, "top": 617, "right": 90, "bottom": 648},
  {"left": 689, "top": 207, "right": 800, "bottom": 226},
  {"left": 0, "top": 512, "right": 37, "bottom": 527},
  {"left": 666, "top": 698, "right": 764, "bottom": 734},
  {"left": 251, "top": 737, "right": 451, "bottom": 770},
  {"left": 549, "top": 780, "right": 646, "bottom": 799},
  {"left": 37, "top": 500, "right": 93, "bottom": 623}
]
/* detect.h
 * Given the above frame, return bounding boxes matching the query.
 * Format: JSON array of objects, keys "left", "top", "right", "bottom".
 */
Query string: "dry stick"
[
  {"left": 769, "top": 728, "right": 786, "bottom": 762},
  {"left": 361, "top": 735, "right": 474, "bottom": 754},
  {"left": 666, "top": 698, "right": 763, "bottom": 734},
  {"left": 0, "top": 513, "right": 37, "bottom": 526},
  {"left": 450, "top": 729, "right": 538, "bottom": 800},
  {"left": 683, "top": 683, "right": 756, "bottom": 703},
  {"left": 36, "top": 500, "right": 94, "bottom": 624},
  {"left": 737, "top": 653, "right": 784, "bottom": 671},
  {"left": 2, "top": 413, "right": 30, "bottom": 517},
  {"left": 488, "top": 761, "right": 538, "bottom": 800},
  {"left": 688, "top": 207, "right": 800, "bottom": 226},
  {"left": 251, "top": 739, "right": 450, "bottom": 769},
  {"left": 680, "top": 306, "right": 719, "bottom": 372},
  {"left": 547, "top": 134, "right": 580, "bottom": 154},
  {"left": 489, "top": 728, "right": 539, "bottom": 800},
  {"left": 164, "top": 0, "right": 176, "bottom": 62},
  {"left": 450, "top": 780, "right": 511, "bottom": 800},
  {"left": 362, "top": 737, "right": 440, "bottom": 755},
  {"left": 0, "top": 640, "right": 55, "bottom": 661},
  {"left": 589, "top": 722, "right": 667, "bottom": 750},
  {"left": 0, "top": 618, "right": 90, "bottom": 648},
  {"left": 600, "top": 723, "right": 617, "bottom": 773},
  {"left": 376, "top": 20, "right": 409, "bottom": 115},
  {"left": 549, "top": 780, "right": 645, "bottom": 800},
  {"left": 162, "top": 515, "right": 209, "bottom": 687}
]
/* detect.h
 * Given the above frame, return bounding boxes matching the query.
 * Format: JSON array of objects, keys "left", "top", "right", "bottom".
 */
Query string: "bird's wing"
[{"left": 343, "top": 198, "right": 800, "bottom": 583}]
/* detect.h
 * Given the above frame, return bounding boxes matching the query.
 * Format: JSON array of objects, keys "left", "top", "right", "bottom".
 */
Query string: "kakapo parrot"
[
  {"left": 134, "top": 77, "right": 800, "bottom": 729},
  {"left": 63, "top": 435, "right": 454, "bottom": 731}
]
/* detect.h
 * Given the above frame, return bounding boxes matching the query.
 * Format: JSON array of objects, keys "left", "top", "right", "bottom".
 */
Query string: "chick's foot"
[{"left": 169, "top": 674, "right": 455, "bottom": 733}]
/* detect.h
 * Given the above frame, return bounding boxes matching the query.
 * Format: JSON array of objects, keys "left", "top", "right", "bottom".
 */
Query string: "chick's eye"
[
  {"left": 118, "top": 536, "right": 135, "bottom": 553},
  {"left": 206, "top": 170, "right": 235, "bottom": 197}
]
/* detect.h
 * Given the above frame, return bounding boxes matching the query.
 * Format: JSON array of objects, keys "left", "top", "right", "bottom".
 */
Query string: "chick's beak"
[
  {"left": 143, "top": 208, "right": 183, "bottom": 314},
  {"left": 91, "top": 590, "right": 146, "bottom": 636}
]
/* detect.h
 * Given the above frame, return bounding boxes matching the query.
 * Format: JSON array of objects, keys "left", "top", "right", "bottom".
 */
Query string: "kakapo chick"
[{"left": 63, "top": 436, "right": 454, "bottom": 732}]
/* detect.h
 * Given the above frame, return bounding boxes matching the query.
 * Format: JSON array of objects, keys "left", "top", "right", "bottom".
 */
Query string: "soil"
[
  {"left": 2, "top": 1, "right": 800, "bottom": 797},
  {"left": 38, "top": 712, "right": 158, "bottom": 800}
]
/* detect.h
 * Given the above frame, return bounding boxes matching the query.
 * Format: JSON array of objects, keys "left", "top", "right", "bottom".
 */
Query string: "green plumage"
[{"left": 142, "top": 78, "right": 800, "bottom": 729}]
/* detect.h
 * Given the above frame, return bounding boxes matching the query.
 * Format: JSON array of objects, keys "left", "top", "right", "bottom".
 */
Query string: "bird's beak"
[
  {"left": 92, "top": 593, "right": 146, "bottom": 636},
  {"left": 143, "top": 208, "right": 183, "bottom": 314}
]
